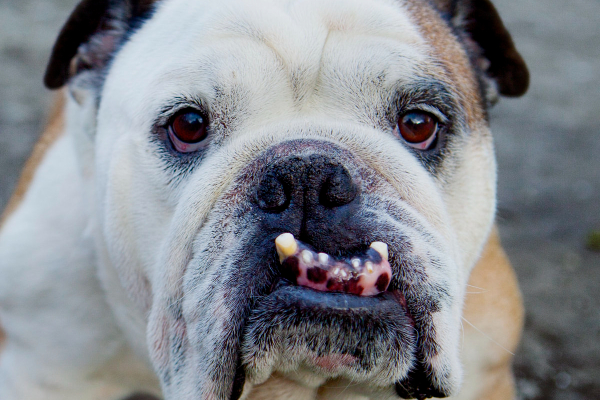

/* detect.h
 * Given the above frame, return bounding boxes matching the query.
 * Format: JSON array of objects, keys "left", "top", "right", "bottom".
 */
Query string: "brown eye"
[
  {"left": 171, "top": 111, "right": 208, "bottom": 143},
  {"left": 396, "top": 111, "right": 439, "bottom": 150},
  {"left": 168, "top": 111, "right": 209, "bottom": 153}
]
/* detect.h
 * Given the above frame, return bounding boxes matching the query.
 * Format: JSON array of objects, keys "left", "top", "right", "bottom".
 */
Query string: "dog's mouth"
[
  {"left": 274, "top": 233, "right": 392, "bottom": 296},
  {"left": 238, "top": 234, "right": 449, "bottom": 399}
]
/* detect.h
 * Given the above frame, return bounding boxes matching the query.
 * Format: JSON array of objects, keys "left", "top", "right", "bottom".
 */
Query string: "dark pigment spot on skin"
[
  {"left": 376, "top": 273, "right": 390, "bottom": 292},
  {"left": 282, "top": 257, "right": 300, "bottom": 283},
  {"left": 346, "top": 278, "right": 364, "bottom": 295},
  {"left": 326, "top": 279, "right": 344, "bottom": 292},
  {"left": 307, "top": 267, "right": 328, "bottom": 283}
]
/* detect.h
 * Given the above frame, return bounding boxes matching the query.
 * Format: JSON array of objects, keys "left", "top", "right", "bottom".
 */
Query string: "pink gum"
[{"left": 280, "top": 244, "right": 392, "bottom": 296}]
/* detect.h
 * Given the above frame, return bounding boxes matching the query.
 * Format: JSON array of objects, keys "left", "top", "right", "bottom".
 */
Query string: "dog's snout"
[{"left": 255, "top": 154, "right": 358, "bottom": 213}]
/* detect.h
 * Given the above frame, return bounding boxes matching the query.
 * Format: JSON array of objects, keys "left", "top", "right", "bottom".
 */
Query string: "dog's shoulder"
[{"left": 461, "top": 227, "right": 524, "bottom": 398}]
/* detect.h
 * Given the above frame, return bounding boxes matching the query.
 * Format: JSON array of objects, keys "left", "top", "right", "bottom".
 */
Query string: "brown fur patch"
[
  {"left": 0, "top": 92, "right": 66, "bottom": 228},
  {"left": 461, "top": 227, "right": 524, "bottom": 398},
  {"left": 404, "top": 0, "right": 486, "bottom": 127}
]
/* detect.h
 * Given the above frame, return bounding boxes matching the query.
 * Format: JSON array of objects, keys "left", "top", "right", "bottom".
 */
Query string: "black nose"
[{"left": 256, "top": 154, "right": 358, "bottom": 213}]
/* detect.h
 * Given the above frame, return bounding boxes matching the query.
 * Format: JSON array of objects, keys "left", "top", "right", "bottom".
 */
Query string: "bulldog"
[{"left": 0, "top": 0, "right": 528, "bottom": 399}]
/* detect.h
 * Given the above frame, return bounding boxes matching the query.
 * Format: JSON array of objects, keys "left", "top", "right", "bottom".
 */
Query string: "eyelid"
[
  {"left": 401, "top": 104, "right": 448, "bottom": 124},
  {"left": 155, "top": 98, "right": 209, "bottom": 127}
]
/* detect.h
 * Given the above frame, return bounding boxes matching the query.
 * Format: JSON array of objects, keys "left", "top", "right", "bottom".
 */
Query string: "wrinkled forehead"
[
  {"left": 148, "top": 0, "right": 427, "bottom": 58},
  {"left": 109, "top": 0, "right": 480, "bottom": 124}
]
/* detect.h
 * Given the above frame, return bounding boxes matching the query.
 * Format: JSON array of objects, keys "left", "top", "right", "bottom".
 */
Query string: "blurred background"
[{"left": 0, "top": 0, "right": 598, "bottom": 398}]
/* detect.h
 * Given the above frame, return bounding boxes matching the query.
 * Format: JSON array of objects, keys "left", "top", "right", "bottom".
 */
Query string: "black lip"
[
  {"left": 257, "top": 281, "right": 417, "bottom": 345},
  {"left": 267, "top": 279, "right": 409, "bottom": 314}
]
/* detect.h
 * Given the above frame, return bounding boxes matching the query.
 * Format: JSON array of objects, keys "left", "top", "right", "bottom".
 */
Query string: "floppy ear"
[
  {"left": 44, "top": 0, "right": 156, "bottom": 89},
  {"left": 434, "top": 0, "right": 529, "bottom": 97}
]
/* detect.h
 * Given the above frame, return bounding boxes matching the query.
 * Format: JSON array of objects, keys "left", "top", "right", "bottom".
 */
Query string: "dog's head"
[{"left": 45, "top": 0, "right": 527, "bottom": 398}]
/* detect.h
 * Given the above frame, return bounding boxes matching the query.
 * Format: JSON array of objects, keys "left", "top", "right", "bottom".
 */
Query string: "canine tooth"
[
  {"left": 301, "top": 250, "right": 313, "bottom": 264},
  {"left": 275, "top": 233, "right": 298, "bottom": 262},
  {"left": 365, "top": 261, "right": 374, "bottom": 273},
  {"left": 318, "top": 253, "right": 329, "bottom": 264},
  {"left": 370, "top": 241, "right": 389, "bottom": 261},
  {"left": 351, "top": 258, "right": 361, "bottom": 268}
]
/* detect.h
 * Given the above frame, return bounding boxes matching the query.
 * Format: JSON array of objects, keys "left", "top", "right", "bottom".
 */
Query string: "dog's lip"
[
  {"left": 266, "top": 278, "right": 413, "bottom": 320},
  {"left": 270, "top": 279, "right": 385, "bottom": 310}
]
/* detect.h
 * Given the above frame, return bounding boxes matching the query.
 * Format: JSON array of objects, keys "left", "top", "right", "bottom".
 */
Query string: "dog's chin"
[{"left": 241, "top": 280, "right": 417, "bottom": 388}]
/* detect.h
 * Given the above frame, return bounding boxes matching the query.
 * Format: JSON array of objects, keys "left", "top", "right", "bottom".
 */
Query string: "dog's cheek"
[
  {"left": 100, "top": 140, "right": 174, "bottom": 310},
  {"left": 148, "top": 313, "right": 172, "bottom": 378},
  {"left": 439, "top": 126, "right": 497, "bottom": 275},
  {"left": 428, "top": 303, "right": 465, "bottom": 393}
]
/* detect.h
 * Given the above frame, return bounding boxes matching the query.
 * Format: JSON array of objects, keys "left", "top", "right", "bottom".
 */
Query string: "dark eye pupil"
[
  {"left": 398, "top": 112, "right": 437, "bottom": 144},
  {"left": 172, "top": 112, "right": 208, "bottom": 143}
]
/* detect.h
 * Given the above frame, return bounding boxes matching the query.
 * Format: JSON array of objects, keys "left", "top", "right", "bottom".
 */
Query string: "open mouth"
[{"left": 275, "top": 233, "right": 393, "bottom": 296}]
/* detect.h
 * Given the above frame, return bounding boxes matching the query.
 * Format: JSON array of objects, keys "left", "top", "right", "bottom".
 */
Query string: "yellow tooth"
[
  {"left": 370, "top": 241, "right": 389, "bottom": 261},
  {"left": 365, "top": 261, "right": 374, "bottom": 273},
  {"left": 275, "top": 233, "right": 298, "bottom": 262}
]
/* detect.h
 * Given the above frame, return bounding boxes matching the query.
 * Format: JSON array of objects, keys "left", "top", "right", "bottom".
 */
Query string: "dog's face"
[{"left": 46, "top": 0, "right": 528, "bottom": 398}]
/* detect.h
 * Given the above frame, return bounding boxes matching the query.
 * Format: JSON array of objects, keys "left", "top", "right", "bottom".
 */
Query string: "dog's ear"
[
  {"left": 44, "top": 0, "right": 157, "bottom": 89},
  {"left": 433, "top": 0, "right": 529, "bottom": 98}
]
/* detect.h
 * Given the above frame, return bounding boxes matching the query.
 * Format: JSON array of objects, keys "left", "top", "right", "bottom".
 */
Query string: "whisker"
[
  {"left": 466, "top": 284, "right": 487, "bottom": 292},
  {"left": 461, "top": 317, "right": 514, "bottom": 356},
  {"left": 323, "top": 379, "right": 363, "bottom": 390}
]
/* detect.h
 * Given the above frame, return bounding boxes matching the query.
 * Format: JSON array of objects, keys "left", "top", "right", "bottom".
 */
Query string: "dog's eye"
[
  {"left": 168, "top": 111, "right": 209, "bottom": 152},
  {"left": 395, "top": 111, "right": 438, "bottom": 150}
]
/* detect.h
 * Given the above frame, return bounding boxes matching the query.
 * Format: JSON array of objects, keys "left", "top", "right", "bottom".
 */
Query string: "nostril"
[
  {"left": 256, "top": 173, "right": 288, "bottom": 212},
  {"left": 320, "top": 165, "right": 358, "bottom": 207}
]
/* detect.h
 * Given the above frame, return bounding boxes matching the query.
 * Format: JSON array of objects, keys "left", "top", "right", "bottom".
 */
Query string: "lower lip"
[{"left": 266, "top": 281, "right": 409, "bottom": 314}]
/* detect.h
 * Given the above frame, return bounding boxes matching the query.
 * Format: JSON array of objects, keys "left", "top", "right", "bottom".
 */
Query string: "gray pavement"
[
  {"left": 0, "top": 0, "right": 599, "bottom": 399},
  {"left": 491, "top": 1, "right": 600, "bottom": 398}
]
